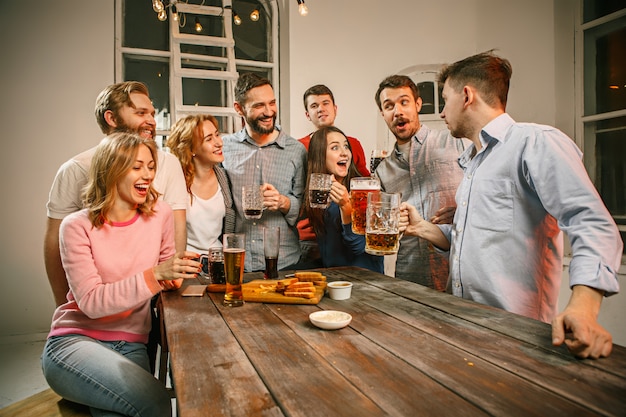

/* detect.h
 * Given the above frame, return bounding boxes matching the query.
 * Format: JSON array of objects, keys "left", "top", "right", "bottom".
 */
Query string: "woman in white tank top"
[{"left": 167, "top": 115, "right": 236, "bottom": 253}]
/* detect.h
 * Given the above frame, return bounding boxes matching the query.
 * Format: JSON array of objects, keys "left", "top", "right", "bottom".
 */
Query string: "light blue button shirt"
[{"left": 440, "top": 113, "right": 621, "bottom": 322}]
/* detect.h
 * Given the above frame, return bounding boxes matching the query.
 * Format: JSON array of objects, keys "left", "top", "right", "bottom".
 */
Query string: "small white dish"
[
  {"left": 309, "top": 310, "right": 352, "bottom": 330},
  {"left": 327, "top": 281, "right": 353, "bottom": 300}
]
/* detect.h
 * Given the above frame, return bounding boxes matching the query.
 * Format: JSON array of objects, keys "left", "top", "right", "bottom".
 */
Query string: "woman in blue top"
[{"left": 301, "top": 126, "right": 384, "bottom": 273}]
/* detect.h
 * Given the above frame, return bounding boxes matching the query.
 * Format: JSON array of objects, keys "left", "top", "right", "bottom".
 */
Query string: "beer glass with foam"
[
  {"left": 223, "top": 233, "right": 246, "bottom": 307},
  {"left": 349, "top": 177, "right": 380, "bottom": 235},
  {"left": 365, "top": 192, "right": 401, "bottom": 255}
]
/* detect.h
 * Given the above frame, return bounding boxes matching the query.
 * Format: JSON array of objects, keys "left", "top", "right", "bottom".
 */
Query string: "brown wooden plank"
[
  {"left": 347, "top": 282, "right": 626, "bottom": 416},
  {"left": 314, "top": 282, "right": 604, "bottom": 416},
  {"left": 214, "top": 300, "right": 386, "bottom": 417},
  {"left": 268, "top": 303, "right": 490, "bottom": 417},
  {"left": 161, "top": 287, "right": 284, "bottom": 417},
  {"left": 0, "top": 389, "right": 90, "bottom": 417},
  {"left": 330, "top": 267, "right": 626, "bottom": 377}
]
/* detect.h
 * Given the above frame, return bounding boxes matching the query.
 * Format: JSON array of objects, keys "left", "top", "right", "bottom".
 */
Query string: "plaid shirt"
[
  {"left": 374, "top": 124, "right": 469, "bottom": 290},
  {"left": 222, "top": 127, "right": 307, "bottom": 271}
]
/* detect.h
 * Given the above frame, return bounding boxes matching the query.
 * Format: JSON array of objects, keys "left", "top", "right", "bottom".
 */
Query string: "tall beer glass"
[
  {"left": 350, "top": 177, "right": 380, "bottom": 235},
  {"left": 365, "top": 192, "right": 401, "bottom": 255},
  {"left": 223, "top": 233, "right": 246, "bottom": 307}
]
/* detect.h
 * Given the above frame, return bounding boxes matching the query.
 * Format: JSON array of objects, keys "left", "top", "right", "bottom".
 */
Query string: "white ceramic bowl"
[
  {"left": 309, "top": 310, "right": 352, "bottom": 330},
  {"left": 327, "top": 281, "right": 353, "bottom": 300}
]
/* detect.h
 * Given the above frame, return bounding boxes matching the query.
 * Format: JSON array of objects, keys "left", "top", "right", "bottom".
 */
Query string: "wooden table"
[{"left": 160, "top": 267, "right": 626, "bottom": 417}]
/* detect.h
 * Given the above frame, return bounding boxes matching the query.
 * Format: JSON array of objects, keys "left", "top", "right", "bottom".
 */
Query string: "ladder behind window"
[{"left": 170, "top": 1, "right": 241, "bottom": 133}]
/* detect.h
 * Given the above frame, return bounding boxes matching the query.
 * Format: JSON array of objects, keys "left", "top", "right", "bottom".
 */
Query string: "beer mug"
[
  {"left": 242, "top": 185, "right": 263, "bottom": 220},
  {"left": 365, "top": 192, "right": 401, "bottom": 255},
  {"left": 370, "top": 149, "right": 388, "bottom": 173},
  {"left": 309, "top": 173, "right": 333, "bottom": 209},
  {"left": 350, "top": 177, "right": 380, "bottom": 235}
]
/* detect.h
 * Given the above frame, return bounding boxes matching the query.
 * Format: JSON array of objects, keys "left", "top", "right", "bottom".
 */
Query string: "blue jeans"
[{"left": 42, "top": 335, "right": 171, "bottom": 417}]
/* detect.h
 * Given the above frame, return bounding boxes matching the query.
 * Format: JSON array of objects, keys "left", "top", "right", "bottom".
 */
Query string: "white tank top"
[{"left": 185, "top": 184, "right": 226, "bottom": 253}]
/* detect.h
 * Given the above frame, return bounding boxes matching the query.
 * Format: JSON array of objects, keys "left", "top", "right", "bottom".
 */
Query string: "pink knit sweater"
[{"left": 49, "top": 201, "right": 175, "bottom": 344}]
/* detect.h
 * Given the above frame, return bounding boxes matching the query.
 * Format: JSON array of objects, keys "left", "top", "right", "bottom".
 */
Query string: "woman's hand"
[{"left": 153, "top": 251, "right": 201, "bottom": 283}]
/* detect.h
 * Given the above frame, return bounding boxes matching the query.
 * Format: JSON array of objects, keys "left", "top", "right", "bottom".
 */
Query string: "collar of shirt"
[
  {"left": 233, "top": 125, "right": 287, "bottom": 149},
  {"left": 458, "top": 113, "right": 514, "bottom": 168}
]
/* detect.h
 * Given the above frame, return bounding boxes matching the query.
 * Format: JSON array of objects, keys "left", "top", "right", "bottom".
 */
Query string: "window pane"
[
  {"left": 123, "top": 55, "right": 171, "bottom": 130},
  {"left": 180, "top": 13, "right": 224, "bottom": 39},
  {"left": 182, "top": 78, "right": 228, "bottom": 107},
  {"left": 233, "top": 0, "right": 270, "bottom": 61},
  {"left": 584, "top": 15, "right": 626, "bottom": 115},
  {"left": 583, "top": 0, "right": 625, "bottom": 23},
  {"left": 123, "top": 1, "right": 169, "bottom": 51},
  {"left": 417, "top": 82, "right": 435, "bottom": 115},
  {"left": 592, "top": 117, "right": 626, "bottom": 222}
]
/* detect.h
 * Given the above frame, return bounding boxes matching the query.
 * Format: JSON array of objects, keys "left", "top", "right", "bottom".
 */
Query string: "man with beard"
[
  {"left": 45, "top": 81, "right": 188, "bottom": 306},
  {"left": 222, "top": 73, "right": 307, "bottom": 272},
  {"left": 374, "top": 75, "right": 470, "bottom": 290}
]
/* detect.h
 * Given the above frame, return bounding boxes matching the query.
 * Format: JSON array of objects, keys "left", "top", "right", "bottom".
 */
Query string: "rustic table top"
[{"left": 160, "top": 267, "right": 626, "bottom": 417}]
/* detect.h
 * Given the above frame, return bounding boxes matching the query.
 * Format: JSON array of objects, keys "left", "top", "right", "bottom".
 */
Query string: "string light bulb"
[
  {"left": 171, "top": 5, "right": 178, "bottom": 21},
  {"left": 157, "top": 9, "right": 167, "bottom": 21},
  {"left": 297, "top": 0, "right": 309, "bottom": 16},
  {"left": 233, "top": 10, "right": 242, "bottom": 26},
  {"left": 250, "top": 9, "right": 260, "bottom": 22},
  {"left": 152, "top": 0, "right": 164, "bottom": 12},
  {"left": 195, "top": 17, "right": 203, "bottom": 32}
]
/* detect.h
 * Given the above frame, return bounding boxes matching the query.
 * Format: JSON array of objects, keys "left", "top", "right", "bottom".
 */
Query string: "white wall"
[
  {"left": 1, "top": 0, "right": 623, "bottom": 347},
  {"left": 0, "top": 0, "right": 113, "bottom": 339}
]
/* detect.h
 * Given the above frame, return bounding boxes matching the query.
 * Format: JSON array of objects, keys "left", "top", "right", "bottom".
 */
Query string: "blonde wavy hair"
[{"left": 84, "top": 132, "right": 160, "bottom": 228}]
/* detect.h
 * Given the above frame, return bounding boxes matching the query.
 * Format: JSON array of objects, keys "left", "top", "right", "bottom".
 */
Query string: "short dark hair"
[
  {"left": 303, "top": 84, "right": 335, "bottom": 110},
  {"left": 374, "top": 75, "right": 420, "bottom": 110},
  {"left": 234, "top": 73, "right": 272, "bottom": 106},
  {"left": 438, "top": 50, "right": 512, "bottom": 108}
]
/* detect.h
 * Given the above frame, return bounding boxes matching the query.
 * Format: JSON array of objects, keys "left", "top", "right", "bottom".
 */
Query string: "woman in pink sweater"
[{"left": 42, "top": 132, "right": 201, "bottom": 417}]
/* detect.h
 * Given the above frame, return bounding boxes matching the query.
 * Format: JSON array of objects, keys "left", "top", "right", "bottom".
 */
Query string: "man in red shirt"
[
  {"left": 297, "top": 85, "right": 370, "bottom": 268},
  {"left": 299, "top": 84, "right": 370, "bottom": 176}
]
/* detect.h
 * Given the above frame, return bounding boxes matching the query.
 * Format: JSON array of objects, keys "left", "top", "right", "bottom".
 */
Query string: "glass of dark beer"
[{"left": 263, "top": 226, "right": 280, "bottom": 279}]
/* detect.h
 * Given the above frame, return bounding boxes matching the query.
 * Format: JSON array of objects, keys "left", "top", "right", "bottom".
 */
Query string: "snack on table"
[
  {"left": 294, "top": 271, "right": 327, "bottom": 288},
  {"left": 284, "top": 281, "right": 315, "bottom": 299}
]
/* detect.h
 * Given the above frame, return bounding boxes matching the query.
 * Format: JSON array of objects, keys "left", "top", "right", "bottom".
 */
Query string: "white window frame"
[{"left": 114, "top": 0, "right": 279, "bottom": 137}]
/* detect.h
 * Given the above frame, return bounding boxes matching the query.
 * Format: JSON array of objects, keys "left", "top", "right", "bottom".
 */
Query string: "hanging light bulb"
[
  {"left": 152, "top": 0, "right": 164, "bottom": 13},
  {"left": 297, "top": 0, "right": 309, "bottom": 16},
  {"left": 171, "top": 5, "right": 178, "bottom": 21},
  {"left": 195, "top": 17, "right": 203, "bottom": 32},
  {"left": 233, "top": 10, "right": 242, "bottom": 26},
  {"left": 250, "top": 9, "right": 260, "bottom": 22},
  {"left": 158, "top": 9, "right": 167, "bottom": 21}
]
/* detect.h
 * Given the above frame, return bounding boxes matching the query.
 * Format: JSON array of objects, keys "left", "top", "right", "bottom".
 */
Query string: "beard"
[
  {"left": 247, "top": 114, "right": 276, "bottom": 135},
  {"left": 114, "top": 118, "right": 156, "bottom": 140}
]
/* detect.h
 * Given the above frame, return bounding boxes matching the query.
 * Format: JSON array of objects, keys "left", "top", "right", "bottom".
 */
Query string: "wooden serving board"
[{"left": 243, "top": 279, "right": 325, "bottom": 304}]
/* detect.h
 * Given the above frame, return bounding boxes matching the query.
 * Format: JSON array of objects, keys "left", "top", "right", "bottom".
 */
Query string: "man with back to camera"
[
  {"left": 296, "top": 84, "right": 370, "bottom": 268},
  {"left": 222, "top": 73, "right": 307, "bottom": 272},
  {"left": 399, "top": 51, "right": 621, "bottom": 359},
  {"left": 44, "top": 81, "right": 188, "bottom": 306},
  {"left": 374, "top": 75, "right": 470, "bottom": 290}
]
